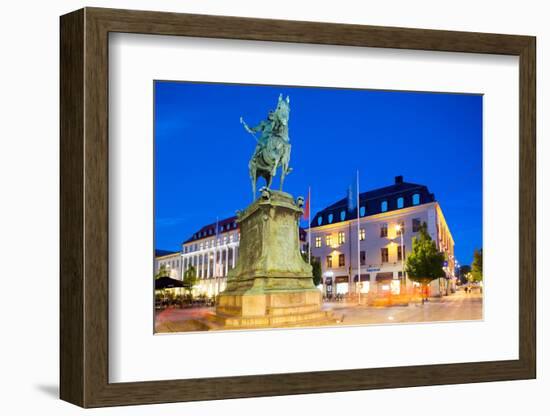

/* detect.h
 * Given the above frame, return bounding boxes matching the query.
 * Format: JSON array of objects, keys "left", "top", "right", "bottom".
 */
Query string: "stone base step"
[{"left": 201, "top": 310, "right": 336, "bottom": 330}]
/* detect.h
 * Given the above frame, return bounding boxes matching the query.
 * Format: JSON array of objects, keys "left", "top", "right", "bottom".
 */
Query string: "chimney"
[{"left": 395, "top": 175, "right": 403, "bottom": 184}]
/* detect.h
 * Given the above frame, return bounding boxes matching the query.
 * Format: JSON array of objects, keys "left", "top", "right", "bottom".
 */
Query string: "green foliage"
[
  {"left": 311, "top": 257, "right": 322, "bottom": 286},
  {"left": 183, "top": 265, "right": 198, "bottom": 294},
  {"left": 459, "top": 265, "right": 471, "bottom": 284},
  {"left": 154, "top": 264, "right": 170, "bottom": 279},
  {"left": 301, "top": 251, "right": 323, "bottom": 286},
  {"left": 471, "top": 248, "right": 483, "bottom": 282},
  {"left": 405, "top": 222, "right": 446, "bottom": 285}
]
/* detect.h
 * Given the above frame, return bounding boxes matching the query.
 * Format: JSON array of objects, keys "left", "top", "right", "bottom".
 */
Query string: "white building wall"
[
  {"left": 155, "top": 252, "right": 183, "bottom": 280},
  {"left": 311, "top": 202, "right": 454, "bottom": 298}
]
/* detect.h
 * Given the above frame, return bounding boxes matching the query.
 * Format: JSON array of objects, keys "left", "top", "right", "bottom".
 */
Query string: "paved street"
[
  {"left": 325, "top": 290, "right": 483, "bottom": 326},
  {"left": 155, "top": 290, "right": 483, "bottom": 333}
]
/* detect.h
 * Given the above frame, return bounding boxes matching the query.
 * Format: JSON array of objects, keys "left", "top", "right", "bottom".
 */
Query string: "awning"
[
  {"left": 353, "top": 274, "right": 370, "bottom": 282},
  {"left": 335, "top": 276, "right": 349, "bottom": 284},
  {"left": 375, "top": 272, "right": 394, "bottom": 281},
  {"left": 155, "top": 276, "right": 185, "bottom": 290}
]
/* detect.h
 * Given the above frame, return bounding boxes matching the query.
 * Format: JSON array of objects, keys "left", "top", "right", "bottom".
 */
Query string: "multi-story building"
[
  {"left": 180, "top": 215, "right": 309, "bottom": 298},
  {"left": 180, "top": 216, "right": 240, "bottom": 297},
  {"left": 154, "top": 249, "right": 183, "bottom": 280},
  {"left": 310, "top": 176, "right": 455, "bottom": 298}
]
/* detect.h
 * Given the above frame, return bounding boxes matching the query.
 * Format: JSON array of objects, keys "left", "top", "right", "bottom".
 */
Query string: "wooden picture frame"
[{"left": 60, "top": 7, "right": 536, "bottom": 408}]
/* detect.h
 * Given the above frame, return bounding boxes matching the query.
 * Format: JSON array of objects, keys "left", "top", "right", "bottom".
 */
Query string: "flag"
[{"left": 303, "top": 188, "right": 311, "bottom": 220}]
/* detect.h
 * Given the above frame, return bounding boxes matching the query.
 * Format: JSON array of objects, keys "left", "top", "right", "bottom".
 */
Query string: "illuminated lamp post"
[{"left": 395, "top": 224, "right": 405, "bottom": 294}]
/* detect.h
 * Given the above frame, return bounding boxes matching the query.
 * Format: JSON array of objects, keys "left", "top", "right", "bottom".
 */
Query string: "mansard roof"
[{"left": 311, "top": 176, "right": 435, "bottom": 228}]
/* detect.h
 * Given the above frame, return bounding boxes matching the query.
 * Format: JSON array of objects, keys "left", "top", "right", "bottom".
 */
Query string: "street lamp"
[{"left": 395, "top": 224, "right": 405, "bottom": 293}]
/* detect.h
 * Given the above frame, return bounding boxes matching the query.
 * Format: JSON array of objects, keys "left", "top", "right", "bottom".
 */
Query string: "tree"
[
  {"left": 471, "top": 248, "right": 483, "bottom": 282},
  {"left": 154, "top": 264, "right": 169, "bottom": 279},
  {"left": 311, "top": 257, "right": 322, "bottom": 286},
  {"left": 301, "top": 252, "right": 322, "bottom": 286},
  {"left": 405, "top": 222, "right": 446, "bottom": 302},
  {"left": 183, "top": 265, "right": 198, "bottom": 297},
  {"left": 459, "top": 265, "right": 471, "bottom": 284}
]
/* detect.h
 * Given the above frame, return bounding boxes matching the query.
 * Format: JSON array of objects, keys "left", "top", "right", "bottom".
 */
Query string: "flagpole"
[
  {"left": 215, "top": 216, "right": 219, "bottom": 298},
  {"left": 356, "top": 170, "right": 361, "bottom": 305},
  {"left": 308, "top": 186, "right": 311, "bottom": 264}
]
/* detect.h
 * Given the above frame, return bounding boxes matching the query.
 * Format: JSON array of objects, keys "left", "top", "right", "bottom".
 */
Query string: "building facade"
[
  {"left": 310, "top": 176, "right": 456, "bottom": 298},
  {"left": 180, "top": 215, "right": 309, "bottom": 298},
  {"left": 154, "top": 249, "right": 183, "bottom": 280}
]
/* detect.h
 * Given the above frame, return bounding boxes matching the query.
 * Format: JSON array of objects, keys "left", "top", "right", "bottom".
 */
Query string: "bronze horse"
[{"left": 240, "top": 94, "right": 292, "bottom": 200}]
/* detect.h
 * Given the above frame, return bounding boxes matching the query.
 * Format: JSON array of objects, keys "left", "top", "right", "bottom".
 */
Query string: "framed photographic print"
[{"left": 60, "top": 7, "right": 536, "bottom": 408}]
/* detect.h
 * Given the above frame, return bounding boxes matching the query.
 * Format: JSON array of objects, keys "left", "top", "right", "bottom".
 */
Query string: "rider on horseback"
[
  {"left": 240, "top": 94, "right": 293, "bottom": 199},
  {"left": 240, "top": 110, "right": 274, "bottom": 159}
]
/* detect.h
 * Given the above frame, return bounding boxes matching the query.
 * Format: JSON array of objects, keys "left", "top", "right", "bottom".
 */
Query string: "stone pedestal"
[{"left": 212, "top": 189, "right": 332, "bottom": 329}]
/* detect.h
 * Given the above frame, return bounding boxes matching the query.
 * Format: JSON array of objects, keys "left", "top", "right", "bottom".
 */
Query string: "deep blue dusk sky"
[{"left": 154, "top": 81, "right": 482, "bottom": 266}]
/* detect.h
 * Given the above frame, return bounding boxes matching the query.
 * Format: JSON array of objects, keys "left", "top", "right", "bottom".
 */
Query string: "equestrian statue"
[{"left": 240, "top": 94, "right": 293, "bottom": 200}]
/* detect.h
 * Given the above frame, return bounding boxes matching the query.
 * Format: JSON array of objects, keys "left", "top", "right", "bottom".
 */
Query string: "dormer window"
[
  {"left": 340, "top": 210, "right": 346, "bottom": 221},
  {"left": 397, "top": 197, "right": 404, "bottom": 209},
  {"left": 328, "top": 213, "right": 333, "bottom": 223},
  {"left": 381, "top": 200, "right": 388, "bottom": 212},
  {"left": 412, "top": 193, "right": 420, "bottom": 205}
]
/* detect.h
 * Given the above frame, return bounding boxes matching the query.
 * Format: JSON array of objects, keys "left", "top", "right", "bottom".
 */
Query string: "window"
[
  {"left": 412, "top": 193, "right": 420, "bottom": 205},
  {"left": 360, "top": 206, "right": 366, "bottom": 217},
  {"left": 360, "top": 228, "right": 365, "bottom": 241},
  {"left": 360, "top": 250, "right": 366, "bottom": 266},
  {"left": 338, "top": 231, "right": 346, "bottom": 245},
  {"left": 317, "top": 216, "right": 323, "bottom": 226},
  {"left": 325, "top": 234, "right": 332, "bottom": 247},
  {"left": 315, "top": 236, "right": 322, "bottom": 248},
  {"left": 397, "top": 197, "right": 404, "bottom": 209},
  {"left": 381, "top": 247, "right": 389, "bottom": 263},
  {"left": 328, "top": 213, "right": 334, "bottom": 223},
  {"left": 413, "top": 218, "right": 421, "bottom": 232},
  {"left": 381, "top": 200, "right": 388, "bottom": 212},
  {"left": 326, "top": 255, "right": 333, "bottom": 268},
  {"left": 397, "top": 220, "right": 405, "bottom": 235},
  {"left": 380, "top": 223, "right": 388, "bottom": 238},
  {"left": 338, "top": 254, "right": 345, "bottom": 267},
  {"left": 340, "top": 210, "right": 346, "bottom": 221},
  {"left": 397, "top": 245, "right": 406, "bottom": 261}
]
